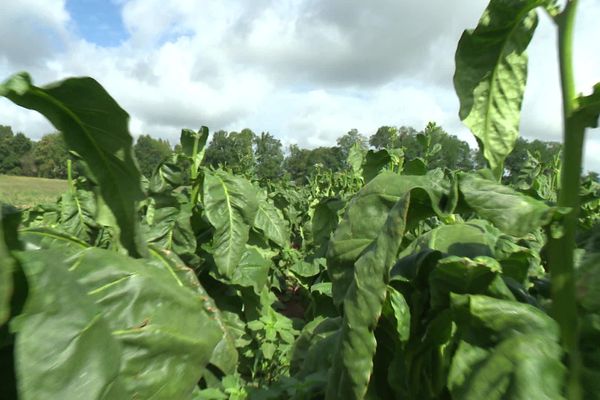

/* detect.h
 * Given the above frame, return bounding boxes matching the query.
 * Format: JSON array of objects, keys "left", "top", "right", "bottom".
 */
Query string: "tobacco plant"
[{"left": 0, "top": 0, "right": 599, "bottom": 399}]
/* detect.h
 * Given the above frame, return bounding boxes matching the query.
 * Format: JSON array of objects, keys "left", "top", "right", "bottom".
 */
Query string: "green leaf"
[
  {"left": 398, "top": 221, "right": 498, "bottom": 261},
  {"left": 202, "top": 169, "right": 258, "bottom": 279},
  {"left": 403, "top": 158, "right": 427, "bottom": 175},
  {"left": 458, "top": 172, "right": 561, "bottom": 236},
  {"left": 346, "top": 142, "right": 365, "bottom": 175},
  {"left": 0, "top": 210, "right": 15, "bottom": 326},
  {"left": 63, "top": 248, "right": 222, "bottom": 399},
  {"left": 429, "top": 256, "right": 503, "bottom": 310},
  {"left": 19, "top": 227, "right": 89, "bottom": 254},
  {"left": 363, "top": 149, "right": 392, "bottom": 183},
  {"left": 181, "top": 127, "right": 209, "bottom": 168},
  {"left": 312, "top": 198, "right": 344, "bottom": 254},
  {"left": 12, "top": 250, "right": 129, "bottom": 399},
  {"left": 326, "top": 194, "right": 409, "bottom": 400},
  {"left": 148, "top": 157, "right": 184, "bottom": 193},
  {"left": 230, "top": 246, "right": 272, "bottom": 293},
  {"left": 454, "top": 1, "right": 542, "bottom": 179},
  {"left": 59, "top": 188, "right": 97, "bottom": 242},
  {"left": 292, "top": 317, "right": 341, "bottom": 379},
  {"left": 0, "top": 73, "right": 145, "bottom": 256},
  {"left": 147, "top": 246, "right": 239, "bottom": 375},
  {"left": 253, "top": 190, "right": 289, "bottom": 248},
  {"left": 327, "top": 171, "right": 455, "bottom": 304},
  {"left": 449, "top": 294, "right": 565, "bottom": 399},
  {"left": 143, "top": 193, "right": 196, "bottom": 256},
  {"left": 574, "top": 82, "right": 600, "bottom": 128},
  {"left": 291, "top": 259, "right": 322, "bottom": 278},
  {"left": 384, "top": 286, "right": 410, "bottom": 343}
]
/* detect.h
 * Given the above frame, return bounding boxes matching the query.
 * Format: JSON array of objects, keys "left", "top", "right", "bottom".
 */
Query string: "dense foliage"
[{"left": 0, "top": 1, "right": 599, "bottom": 400}]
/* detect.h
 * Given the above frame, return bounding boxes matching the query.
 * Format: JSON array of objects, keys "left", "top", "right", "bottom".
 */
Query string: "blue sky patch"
[{"left": 66, "top": 0, "right": 127, "bottom": 46}]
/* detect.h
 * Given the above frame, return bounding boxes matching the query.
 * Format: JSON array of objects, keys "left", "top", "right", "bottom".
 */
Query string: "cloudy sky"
[{"left": 0, "top": 0, "right": 598, "bottom": 171}]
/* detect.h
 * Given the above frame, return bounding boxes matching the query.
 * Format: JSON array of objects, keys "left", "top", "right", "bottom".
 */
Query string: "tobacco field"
[{"left": 1, "top": 0, "right": 599, "bottom": 399}]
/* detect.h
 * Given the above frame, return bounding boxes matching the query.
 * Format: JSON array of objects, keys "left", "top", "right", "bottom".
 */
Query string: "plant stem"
[
  {"left": 67, "top": 158, "right": 74, "bottom": 194},
  {"left": 190, "top": 134, "right": 201, "bottom": 205},
  {"left": 550, "top": 1, "right": 583, "bottom": 398}
]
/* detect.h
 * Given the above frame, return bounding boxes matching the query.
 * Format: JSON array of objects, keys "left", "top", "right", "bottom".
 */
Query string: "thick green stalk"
[
  {"left": 190, "top": 135, "right": 201, "bottom": 205},
  {"left": 549, "top": 1, "right": 583, "bottom": 398},
  {"left": 67, "top": 158, "right": 75, "bottom": 194}
]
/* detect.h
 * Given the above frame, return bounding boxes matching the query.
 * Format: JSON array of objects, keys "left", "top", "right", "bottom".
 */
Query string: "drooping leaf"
[
  {"left": 12, "top": 250, "right": 129, "bottom": 400},
  {"left": 454, "top": 0, "right": 541, "bottom": 178},
  {"left": 253, "top": 190, "right": 289, "bottom": 248},
  {"left": 328, "top": 171, "right": 455, "bottom": 304},
  {"left": 458, "top": 172, "right": 562, "bottom": 236},
  {"left": 326, "top": 194, "right": 409, "bottom": 400},
  {"left": 0, "top": 73, "right": 145, "bottom": 256},
  {"left": 448, "top": 294, "right": 565, "bottom": 399},
  {"left": 202, "top": 169, "right": 259, "bottom": 279}
]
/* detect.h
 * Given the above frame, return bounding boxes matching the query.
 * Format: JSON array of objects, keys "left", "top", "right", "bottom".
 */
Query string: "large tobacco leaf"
[
  {"left": 311, "top": 198, "right": 344, "bottom": 255},
  {"left": 458, "top": 172, "right": 561, "bottom": 236},
  {"left": 19, "top": 228, "right": 89, "bottom": 255},
  {"left": 362, "top": 149, "right": 403, "bottom": 183},
  {"left": 454, "top": 0, "right": 543, "bottom": 179},
  {"left": 0, "top": 73, "right": 145, "bottom": 257},
  {"left": 327, "top": 171, "right": 455, "bottom": 304},
  {"left": 202, "top": 169, "right": 259, "bottom": 279},
  {"left": 253, "top": 190, "right": 289, "bottom": 248},
  {"left": 13, "top": 247, "right": 221, "bottom": 400},
  {"left": 230, "top": 245, "right": 272, "bottom": 294},
  {"left": 142, "top": 193, "right": 196, "bottom": 257},
  {"left": 59, "top": 188, "right": 97, "bottom": 243},
  {"left": 396, "top": 221, "right": 499, "bottom": 262},
  {"left": 147, "top": 246, "right": 239, "bottom": 376},
  {"left": 11, "top": 250, "right": 129, "bottom": 399},
  {"left": 326, "top": 194, "right": 409, "bottom": 400},
  {"left": 181, "top": 127, "right": 209, "bottom": 173},
  {"left": 448, "top": 294, "right": 565, "bottom": 399}
]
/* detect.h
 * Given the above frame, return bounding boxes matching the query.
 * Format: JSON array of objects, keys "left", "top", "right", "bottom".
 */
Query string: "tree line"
[{"left": 0, "top": 122, "right": 568, "bottom": 182}]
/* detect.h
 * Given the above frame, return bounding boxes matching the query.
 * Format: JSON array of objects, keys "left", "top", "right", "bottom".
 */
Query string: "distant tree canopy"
[
  {"left": 204, "top": 129, "right": 286, "bottom": 180},
  {"left": 205, "top": 129, "right": 256, "bottom": 175},
  {"left": 254, "top": 132, "right": 284, "bottom": 181},
  {"left": 0, "top": 125, "right": 33, "bottom": 175},
  {"left": 0, "top": 122, "right": 573, "bottom": 182},
  {"left": 133, "top": 134, "right": 172, "bottom": 177},
  {"left": 337, "top": 129, "right": 368, "bottom": 160},
  {"left": 283, "top": 145, "right": 345, "bottom": 182},
  {"left": 368, "top": 123, "right": 474, "bottom": 171},
  {"left": 503, "top": 137, "right": 563, "bottom": 182},
  {"left": 32, "top": 133, "right": 70, "bottom": 179}
]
